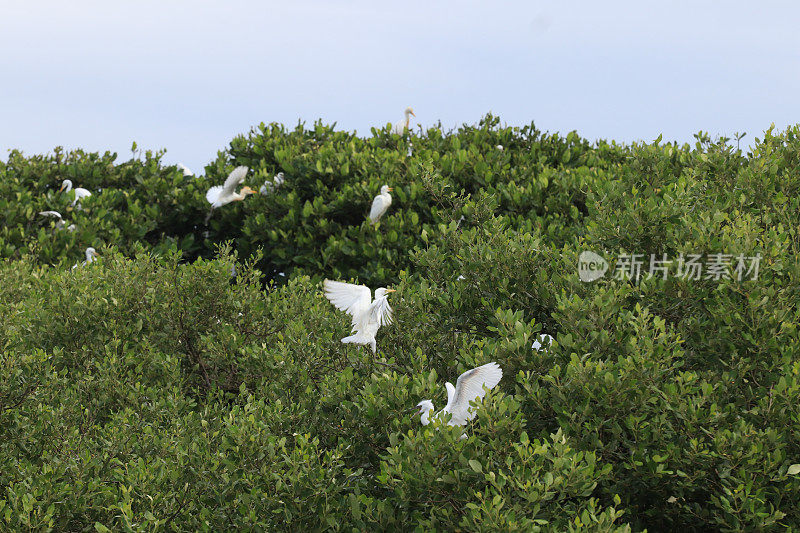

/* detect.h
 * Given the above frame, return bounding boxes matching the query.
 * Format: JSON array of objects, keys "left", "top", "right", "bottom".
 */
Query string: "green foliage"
[{"left": 2, "top": 117, "right": 800, "bottom": 530}]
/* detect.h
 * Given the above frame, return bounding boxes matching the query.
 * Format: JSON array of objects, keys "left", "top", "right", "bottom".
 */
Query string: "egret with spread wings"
[
  {"left": 206, "top": 166, "right": 255, "bottom": 208},
  {"left": 39, "top": 210, "right": 76, "bottom": 231},
  {"left": 415, "top": 362, "right": 503, "bottom": 428},
  {"left": 323, "top": 279, "right": 395, "bottom": 353}
]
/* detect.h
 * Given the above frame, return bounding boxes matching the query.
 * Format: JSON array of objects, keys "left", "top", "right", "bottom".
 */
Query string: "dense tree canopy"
[{"left": 1, "top": 116, "right": 799, "bottom": 530}]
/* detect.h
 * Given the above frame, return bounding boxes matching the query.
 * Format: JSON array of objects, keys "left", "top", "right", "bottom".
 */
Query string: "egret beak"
[
  {"left": 410, "top": 110, "right": 416, "bottom": 117},
  {"left": 59, "top": 185, "right": 65, "bottom": 192},
  {"left": 92, "top": 251, "right": 100, "bottom": 257},
  {"left": 242, "top": 186, "right": 255, "bottom": 195},
  {"left": 387, "top": 187, "right": 394, "bottom": 192},
  {"left": 385, "top": 289, "right": 396, "bottom": 294}
]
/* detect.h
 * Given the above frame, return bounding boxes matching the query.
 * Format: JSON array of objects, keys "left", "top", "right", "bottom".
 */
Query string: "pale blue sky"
[{"left": 2, "top": 1, "right": 798, "bottom": 173}]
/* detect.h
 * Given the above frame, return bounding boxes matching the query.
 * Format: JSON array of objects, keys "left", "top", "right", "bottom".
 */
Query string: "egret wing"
[
  {"left": 323, "top": 280, "right": 372, "bottom": 319},
  {"left": 444, "top": 382, "right": 456, "bottom": 409},
  {"left": 206, "top": 186, "right": 223, "bottom": 205},
  {"left": 446, "top": 362, "right": 503, "bottom": 425},
  {"left": 39, "top": 211, "right": 62, "bottom": 219},
  {"left": 369, "top": 195, "right": 388, "bottom": 222},
  {"left": 221, "top": 166, "right": 249, "bottom": 195},
  {"left": 368, "top": 296, "right": 393, "bottom": 326}
]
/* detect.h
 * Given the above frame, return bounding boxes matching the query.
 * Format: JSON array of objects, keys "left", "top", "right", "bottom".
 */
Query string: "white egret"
[
  {"left": 496, "top": 145, "right": 504, "bottom": 151},
  {"left": 415, "top": 362, "right": 503, "bottom": 428},
  {"left": 177, "top": 163, "right": 194, "bottom": 177},
  {"left": 72, "top": 247, "right": 99, "bottom": 270},
  {"left": 60, "top": 180, "right": 92, "bottom": 206},
  {"left": 260, "top": 172, "right": 285, "bottom": 195},
  {"left": 532, "top": 334, "right": 554, "bottom": 351},
  {"left": 205, "top": 166, "right": 255, "bottom": 208},
  {"left": 322, "top": 279, "right": 395, "bottom": 353},
  {"left": 39, "top": 210, "right": 76, "bottom": 231},
  {"left": 369, "top": 185, "right": 393, "bottom": 224},
  {"left": 392, "top": 107, "right": 416, "bottom": 135}
]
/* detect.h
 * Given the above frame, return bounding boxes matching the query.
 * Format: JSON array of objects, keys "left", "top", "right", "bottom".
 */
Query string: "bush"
[{"left": 2, "top": 119, "right": 799, "bottom": 530}]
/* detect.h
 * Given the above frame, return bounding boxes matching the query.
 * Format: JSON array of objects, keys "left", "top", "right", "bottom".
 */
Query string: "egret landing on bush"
[
  {"left": 369, "top": 185, "right": 393, "bottom": 224},
  {"left": 39, "top": 211, "right": 76, "bottom": 231},
  {"left": 60, "top": 180, "right": 92, "bottom": 207},
  {"left": 392, "top": 107, "right": 415, "bottom": 135},
  {"left": 323, "top": 279, "right": 395, "bottom": 353},
  {"left": 415, "top": 362, "right": 503, "bottom": 429},
  {"left": 206, "top": 166, "right": 255, "bottom": 208}
]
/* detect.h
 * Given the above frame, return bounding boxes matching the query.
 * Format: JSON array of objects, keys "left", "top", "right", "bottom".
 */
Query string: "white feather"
[
  {"left": 206, "top": 186, "right": 223, "bottom": 205},
  {"left": 323, "top": 280, "right": 372, "bottom": 326},
  {"left": 391, "top": 106, "right": 415, "bottom": 135},
  {"left": 444, "top": 362, "right": 503, "bottom": 426},
  {"left": 206, "top": 166, "right": 251, "bottom": 207},
  {"left": 416, "top": 362, "right": 503, "bottom": 429},
  {"left": 532, "top": 334, "right": 554, "bottom": 351},
  {"left": 177, "top": 163, "right": 194, "bottom": 176},
  {"left": 369, "top": 185, "right": 393, "bottom": 224},
  {"left": 323, "top": 280, "right": 394, "bottom": 353}
]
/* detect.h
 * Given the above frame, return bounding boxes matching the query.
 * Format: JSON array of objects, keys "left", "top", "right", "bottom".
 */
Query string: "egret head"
[
  {"left": 405, "top": 107, "right": 415, "bottom": 117},
  {"left": 380, "top": 185, "right": 393, "bottom": 195},
  {"left": 85, "top": 247, "right": 99, "bottom": 262},
  {"left": 241, "top": 186, "right": 256, "bottom": 196},
  {"left": 415, "top": 400, "right": 434, "bottom": 425},
  {"left": 375, "top": 288, "right": 396, "bottom": 299},
  {"left": 60, "top": 179, "right": 72, "bottom": 192},
  {"left": 416, "top": 399, "right": 434, "bottom": 413}
]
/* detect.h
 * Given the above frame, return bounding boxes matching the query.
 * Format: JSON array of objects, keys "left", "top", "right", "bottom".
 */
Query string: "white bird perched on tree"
[
  {"left": 59, "top": 180, "right": 92, "bottom": 207},
  {"left": 39, "top": 210, "right": 76, "bottom": 231},
  {"left": 392, "top": 107, "right": 416, "bottom": 135},
  {"left": 177, "top": 163, "right": 194, "bottom": 177},
  {"left": 415, "top": 362, "right": 503, "bottom": 428},
  {"left": 260, "top": 172, "right": 285, "bottom": 195},
  {"left": 532, "top": 334, "right": 554, "bottom": 351},
  {"left": 369, "top": 185, "right": 393, "bottom": 224},
  {"left": 206, "top": 166, "right": 255, "bottom": 208},
  {"left": 72, "top": 247, "right": 99, "bottom": 270},
  {"left": 323, "top": 279, "right": 395, "bottom": 353}
]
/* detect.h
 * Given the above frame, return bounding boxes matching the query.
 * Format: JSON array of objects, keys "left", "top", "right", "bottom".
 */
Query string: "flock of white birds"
[{"left": 39, "top": 107, "right": 555, "bottom": 431}]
